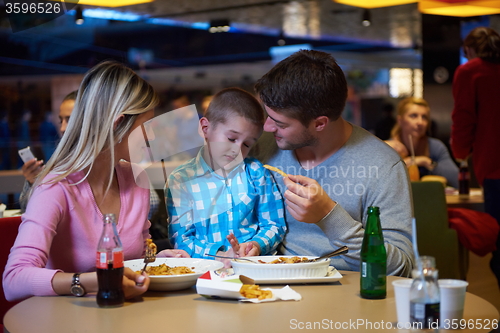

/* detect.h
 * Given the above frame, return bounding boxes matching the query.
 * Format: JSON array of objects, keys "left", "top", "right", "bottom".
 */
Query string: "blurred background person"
[
  {"left": 450, "top": 26, "right": 500, "bottom": 287},
  {"left": 385, "top": 97, "right": 458, "bottom": 188},
  {"left": 19, "top": 91, "right": 77, "bottom": 213}
]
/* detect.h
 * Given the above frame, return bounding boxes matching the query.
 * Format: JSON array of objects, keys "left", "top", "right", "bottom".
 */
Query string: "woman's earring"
[{"left": 118, "top": 138, "right": 122, "bottom": 144}]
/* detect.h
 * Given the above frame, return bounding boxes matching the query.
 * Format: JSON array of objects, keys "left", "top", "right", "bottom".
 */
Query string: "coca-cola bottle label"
[
  {"left": 113, "top": 251, "right": 124, "bottom": 268},
  {"left": 96, "top": 251, "right": 124, "bottom": 269}
]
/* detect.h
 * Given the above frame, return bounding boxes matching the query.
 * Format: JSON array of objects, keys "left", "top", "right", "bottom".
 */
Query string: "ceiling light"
[
  {"left": 75, "top": 6, "right": 84, "bottom": 25},
  {"left": 362, "top": 9, "right": 371, "bottom": 26},
  {"left": 419, "top": 0, "right": 500, "bottom": 17},
  {"left": 63, "top": 0, "right": 154, "bottom": 7},
  {"left": 209, "top": 19, "right": 231, "bottom": 33},
  {"left": 333, "top": 0, "right": 417, "bottom": 8}
]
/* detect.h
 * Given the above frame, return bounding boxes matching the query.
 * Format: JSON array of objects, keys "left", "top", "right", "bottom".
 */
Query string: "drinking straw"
[
  {"left": 408, "top": 134, "right": 416, "bottom": 164},
  {"left": 412, "top": 217, "right": 420, "bottom": 266}
]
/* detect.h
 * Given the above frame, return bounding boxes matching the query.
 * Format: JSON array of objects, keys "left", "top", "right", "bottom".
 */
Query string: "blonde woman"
[
  {"left": 385, "top": 97, "right": 459, "bottom": 188},
  {"left": 3, "top": 61, "right": 187, "bottom": 302}
]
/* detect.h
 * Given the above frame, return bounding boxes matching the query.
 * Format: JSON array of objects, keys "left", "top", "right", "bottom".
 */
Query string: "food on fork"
[
  {"left": 145, "top": 238, "right": 157, "bottom": 255},
  {"left": 263, "top": 164, "right": 287, "bottom": 177},
  {"left": 240, "top": 284, "right": 273, "bottom": 300},
  {"left": 136, "top": 263, "right": 195, "bottom": 276},
  {"left": 258, "top": 256, "right": 310, "bottom": 264}
]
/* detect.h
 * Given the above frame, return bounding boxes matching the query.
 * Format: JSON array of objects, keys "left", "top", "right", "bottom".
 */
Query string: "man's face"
[
  {"left": 263, "top": 105, "right": 317, "bottom": 150},
  {"left": 58, "top": 99, "right": 74, "bottom": 135},
  {"left": 204, "top": 115, "right": 262, "bottom": 171}
]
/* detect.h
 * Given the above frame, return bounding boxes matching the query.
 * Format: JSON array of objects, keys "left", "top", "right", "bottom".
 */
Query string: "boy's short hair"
[
  {"left": 255, "top": 49, "right": 347, "bottom": 127},
  {"left": 205, "top": 87, "right": 264, "bottom": 127}
]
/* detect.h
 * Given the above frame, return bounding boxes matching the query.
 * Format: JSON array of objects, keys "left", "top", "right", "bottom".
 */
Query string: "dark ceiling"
[{"left": 0, "top": 1, "right": 408, "bottom": 77}]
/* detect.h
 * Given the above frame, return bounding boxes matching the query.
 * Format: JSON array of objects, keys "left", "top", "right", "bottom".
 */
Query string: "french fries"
[
  {"left": 239, "top": 284, "right": 273, "bottom": 300},
  {"left": 263, "top": 164, "right": 287, "bottom": 177}
]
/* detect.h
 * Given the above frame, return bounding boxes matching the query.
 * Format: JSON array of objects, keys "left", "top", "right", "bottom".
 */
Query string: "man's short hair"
[
  {"left": 205, "top": 87, "right": 264, "bottom": 127},
  {"left": 255, "top": 49, "right": 347, "bottom": 126}
]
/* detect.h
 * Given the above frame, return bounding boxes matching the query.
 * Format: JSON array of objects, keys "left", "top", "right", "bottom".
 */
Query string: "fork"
[
  {"left": 205, "top": 254, "right": 258, "bottom": 263},
  {"left": 141, "top": 245, "right": 156, "bottom": 274}
]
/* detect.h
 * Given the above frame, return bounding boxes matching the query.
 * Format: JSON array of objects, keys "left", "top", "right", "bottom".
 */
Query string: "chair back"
[
  {"left": 411, "top": 181, "right": 467, "bottom": 280},
  {"left": 0, "top": 216, "right": 22, "bottom": 329}
]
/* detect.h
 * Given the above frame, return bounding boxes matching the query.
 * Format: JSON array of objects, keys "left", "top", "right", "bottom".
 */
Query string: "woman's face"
[{"left": 398, "top": 104, "right": 429, "bottom": 140}]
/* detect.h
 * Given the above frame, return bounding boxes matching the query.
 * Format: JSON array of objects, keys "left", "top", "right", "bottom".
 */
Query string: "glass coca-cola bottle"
[
  {"left": 96, "top": 213, "right": 125, "bottom": 307},
  {"left": 458, "top": 160, "right": 470, "bottom": 199}
]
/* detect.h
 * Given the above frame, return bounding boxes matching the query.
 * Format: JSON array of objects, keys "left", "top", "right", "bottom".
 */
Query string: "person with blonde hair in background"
[
  {"left": 3, "top": 61, "right": 187, "bottom": 302},
  {"left": 19, "top": 90, "right": 77, "bottom": 213},
  {"left": 450, "top": 26, "right": 500, "bottom": 286},
  {"left": 385, "top": 97, "right": 458, "bottom": 188}
]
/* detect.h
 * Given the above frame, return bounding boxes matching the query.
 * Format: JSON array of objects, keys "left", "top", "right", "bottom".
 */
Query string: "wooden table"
[
  {"left": 4, "top": 271, "right": 499, "bottom": 333},
  {"left": 446, "top": 188, "right": 484, "bottom": 211}
]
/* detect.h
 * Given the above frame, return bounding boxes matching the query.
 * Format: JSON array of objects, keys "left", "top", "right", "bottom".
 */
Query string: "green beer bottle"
[{"left": 360, "top": 206, "right": 387, "bottom": 299}]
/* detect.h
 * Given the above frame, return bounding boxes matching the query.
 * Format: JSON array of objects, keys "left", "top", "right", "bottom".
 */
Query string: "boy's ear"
[
  {"left": 314, "top": 116, "right": 329, "bottom": 132},
  {"left": 199, "top": 117, "right": 210, "bottom": 138}
]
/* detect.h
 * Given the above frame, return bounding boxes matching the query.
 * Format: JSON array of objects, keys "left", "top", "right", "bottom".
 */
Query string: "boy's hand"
[
  {"left": 283, "top": 174, "right": 336, "bottom": 224},
  {"left": 227, "top": 234, "right": 260, "bottom": 256},
  {"left": 157, "top": 249, "right": 190, "bottom": 258}
]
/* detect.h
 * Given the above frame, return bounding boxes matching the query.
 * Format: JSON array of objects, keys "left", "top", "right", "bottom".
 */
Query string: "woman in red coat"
[{"left": 451, "top": 27, "right": 500, "bottom": 287}]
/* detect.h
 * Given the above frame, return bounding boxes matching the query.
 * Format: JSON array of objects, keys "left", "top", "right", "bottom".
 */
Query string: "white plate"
[
  {"left": 124, "top": 258, "right": 224, "bottom": 291},
  {"left": 231, "top": 255, "right": 331, "bottom": 279},
  {"left": 215, "top": 266, "right": 342, "bottom": 284}
]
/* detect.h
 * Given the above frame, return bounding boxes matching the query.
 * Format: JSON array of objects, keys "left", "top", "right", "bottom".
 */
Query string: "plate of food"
[
  {"left": 231, "top": 255, "right": 332, "bottom": 279},
  {"left": 124, "top": 258, "right": 224, "bottom": 291}
]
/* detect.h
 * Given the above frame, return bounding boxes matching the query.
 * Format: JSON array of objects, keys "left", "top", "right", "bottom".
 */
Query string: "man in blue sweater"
[{"left": 253, "top": 50, "right": 414, "bottom": 276}]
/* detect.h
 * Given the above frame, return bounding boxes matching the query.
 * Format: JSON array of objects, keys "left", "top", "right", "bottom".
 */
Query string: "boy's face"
[{"left": 202, "top": 115, "right": 262, "bottom": 171}]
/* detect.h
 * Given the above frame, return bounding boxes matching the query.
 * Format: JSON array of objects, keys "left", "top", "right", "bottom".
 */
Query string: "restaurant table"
[
  {"left": 4, "top": 271, "right": 499, "bottom": 333},
  {"left": 446, "top": 188, "right": 484, "bottom": 211}
]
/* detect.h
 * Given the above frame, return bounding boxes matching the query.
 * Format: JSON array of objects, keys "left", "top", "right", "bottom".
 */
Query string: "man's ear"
[
  {"left": 199, "top": 117, "right": 210, "bottom": 138},
  {"left": 314, "top": 116, "right": 329, "bottom": 132},
  {"left": 114, "top": 115, "right": 125, "bottom": 130}
]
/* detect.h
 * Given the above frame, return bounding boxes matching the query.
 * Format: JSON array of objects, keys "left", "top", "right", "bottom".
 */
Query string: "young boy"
[{"left": 166, "top": 87, "right": 286, "bottom": 259}]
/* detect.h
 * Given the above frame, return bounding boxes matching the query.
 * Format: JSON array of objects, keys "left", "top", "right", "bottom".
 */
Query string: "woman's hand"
[
  {"left": 157, "top": 249, "right": 190, "bottom": 258},
  {"left": 404, "top": 156, "right": 434, "bottom": 169},
  {"left": 385, "top": 140, "right": 409, "bottom": 158},
  {"left": 122, "top": 267, "right": 150, "bottom": 299}
]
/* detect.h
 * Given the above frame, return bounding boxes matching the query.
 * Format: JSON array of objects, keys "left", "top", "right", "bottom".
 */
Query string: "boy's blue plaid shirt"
[{"left": 166, "top": 149, "right": 286, "bottom": 258}]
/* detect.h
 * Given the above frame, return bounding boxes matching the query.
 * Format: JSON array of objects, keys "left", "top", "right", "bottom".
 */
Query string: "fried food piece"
[
  {"left": 240, "top": 284, "right": 273, "bottom": 300},
  {"left": 263, "top": 164, "right": 287, "bottom": 178},
  {"left": 145, "top": 238, "right": 157, "bottom": 255},
  {"left": 137, "top": 263, "right": 195, "bottom": 276},
  {"left": 257, "top": 256, "right": 309, "bottom": 264}
]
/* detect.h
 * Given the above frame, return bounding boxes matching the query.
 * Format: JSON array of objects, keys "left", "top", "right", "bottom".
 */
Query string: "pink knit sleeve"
[{"left": 2, "top": 183, "right": 64, "bottom": 301}]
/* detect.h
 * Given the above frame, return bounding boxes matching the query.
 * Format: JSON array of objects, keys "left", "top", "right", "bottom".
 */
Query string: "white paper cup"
[
  {"left": 438, "top": 279, "right": 468, "bottom": 327},
  {"left": 392, "top": 279, "right": 413, "bottom": 326}
]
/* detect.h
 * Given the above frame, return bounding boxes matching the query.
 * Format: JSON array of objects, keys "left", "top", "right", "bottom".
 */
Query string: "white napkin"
[
  {"left": 240, "top": 285, "right": 302, "bottom": 303},
  {"left": 0, "top": 203, "right": 6, "bottom": 218}
]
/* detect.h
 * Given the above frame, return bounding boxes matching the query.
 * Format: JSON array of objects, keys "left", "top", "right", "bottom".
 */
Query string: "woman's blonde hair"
[
  {"left": 390, "top": 97, "right": 430, "bottom": 139},
  {"left": 30, "top": 61, "right": 159, "bottom": 198}
]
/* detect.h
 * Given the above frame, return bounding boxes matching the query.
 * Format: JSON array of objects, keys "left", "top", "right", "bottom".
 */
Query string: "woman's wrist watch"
[{"left": 70, "top": 273, "right": 86, "bottom": 297}]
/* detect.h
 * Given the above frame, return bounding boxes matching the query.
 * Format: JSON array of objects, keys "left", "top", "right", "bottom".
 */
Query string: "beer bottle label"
[
  {"left": 96, "top": 251, "right": 124, "bottom": 269},
  {"left": 361, "top": 261, "right": 386, "bottom": 290}
]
